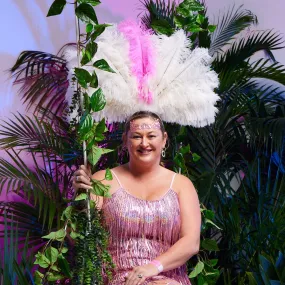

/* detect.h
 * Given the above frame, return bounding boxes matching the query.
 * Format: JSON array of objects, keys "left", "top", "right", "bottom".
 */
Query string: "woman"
[{"left": 73, "top": 111, "right": 201, "bottom": 285}]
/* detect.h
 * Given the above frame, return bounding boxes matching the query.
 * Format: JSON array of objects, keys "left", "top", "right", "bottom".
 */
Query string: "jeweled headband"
[{"left": 130, "top": 119, "right": 161, "bottom": 132}]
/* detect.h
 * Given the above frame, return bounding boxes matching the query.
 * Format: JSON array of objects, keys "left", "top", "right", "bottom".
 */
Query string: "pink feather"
[{"left": 118, "top": 20, "right": 156, "bottom": 104}]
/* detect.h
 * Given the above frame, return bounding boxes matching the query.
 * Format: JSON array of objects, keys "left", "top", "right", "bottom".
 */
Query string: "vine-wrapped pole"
[{"left": 74, "top": 2, "right": 92, "bottom": 233}]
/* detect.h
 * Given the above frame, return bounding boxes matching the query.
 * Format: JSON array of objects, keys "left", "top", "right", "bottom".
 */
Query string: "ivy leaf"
[
  {"left": 91, "top": 24, "right": 111, "bottom": 41},
  {"left": 45, "top": 246, "right": 59, "bottom": 264},
  {"left": 210, "top": 259, "right": 218, "bottom": 267},
  {"left": 75, "top": 3, "right": 98, "bottom": 24},
  {"left": 180, "top": 144, "right": 190, "bottom": 155},
  {"left": 58, "top": 254, "right": 72, "bottom": 278},
  {"left": 61, "top": 206, "right": 73, "bottom": 221},
  {"left": 74, "top": 68, "right": 91, "bottom": 88},
  {"left": 34, "top": 252, "right": 50, "bottom": 268},
  {"left": 70, "top": 231, "right": 81, "bottom": 239},
  {"left": 174, "top": 15, "right": 186, "bottom": 28},
  {"left": 201, "top": 238, "right": 219, "bottom": 251},
  {"left": 95, "top": 118, "right": 107, "bottom": 141},
  {"left": 78, "top": 0, "right": 101, "bottom": 6},
  {"left": 151, "top": 19, "right": 174, "bottom": 36},
  {"left": 86, "top": 23, "right": 93, "bottom": 33},
  {"left": 105, "top": 168, "right": 113, "bottom": 180},
  {"left": 61, "top": 247, "right": 68, "bottom": 254},
  {"left": 186, "top": 25, "right": 204, "bottom": 33},
  {"left": 93, "top": 59, "right": 115, "bottom": 73},
  {"left": 90, "top": 88, "right": 106, "bottom": 112},
  {"left": 46, "top": 272, "right": 64, "bottom": 282},
  {"left": 83, "top": 92, "right": 91, "bottom": 112},
  {"left": 205, "top": 218, "right": 221, "bottom": 230},
  {"left": 90, "top": 72, "right": 98, "bottom": 88},
  {"left": 91, "top": 179, "right": 111, "bottom": 197},
  {"left": 88, "top": 145, "right": 113, "bottom": 166},
  {"left": 208, "top": 25, "right": 216, "bottom": 33},
  {"left": 42, "top": 229, "right": 66, "bottom": 241},
  {"left": 189, "top": 261, "right": 204, "bottom": 278},
  {"left": 75, "top": 193, "right": 87, "bottom": 201},
  {"left": 79, "top": 113, "right": 93, "bottom": 137},
  {"left": 34, "top": 270, "right": 44, "bottom": 285},
  {"left": 85, "top": 41, "right": 98, "bottom": 61},
  {"left": 47, "top": 0, "right": 66, "bottom": 17},
  {"left": 203, "top": 209, "right": 215, "bottom": 220},
  {"left": 196, "top": 14, "right": 205, "bottom": 24},
  {"left": 192, "top": 153, "right": 201, "bottom": 162}
]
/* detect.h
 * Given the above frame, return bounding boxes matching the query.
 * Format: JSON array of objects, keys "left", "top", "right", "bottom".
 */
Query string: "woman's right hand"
[{"left": 72, "top": 165, "right": 92, "bottom": 192}]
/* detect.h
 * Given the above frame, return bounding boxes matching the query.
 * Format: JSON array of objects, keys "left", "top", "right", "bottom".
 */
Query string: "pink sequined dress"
[{"left": 102, "top": 170, "right": 191, "bottom": 285}]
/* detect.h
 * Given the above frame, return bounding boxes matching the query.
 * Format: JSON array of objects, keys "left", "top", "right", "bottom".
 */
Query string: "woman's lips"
[{"left": 137, "top": 149, "right": 152, "bottom": 154}]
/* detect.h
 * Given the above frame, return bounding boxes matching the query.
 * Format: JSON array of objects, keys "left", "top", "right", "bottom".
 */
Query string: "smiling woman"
[{"left": 73, "top": 111, "right": 201, "bottom": 285}]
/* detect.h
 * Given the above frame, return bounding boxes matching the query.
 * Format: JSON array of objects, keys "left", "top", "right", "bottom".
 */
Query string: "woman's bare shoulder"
[{"left": 172, "top": 173, "right": 196, "bottom": 194}]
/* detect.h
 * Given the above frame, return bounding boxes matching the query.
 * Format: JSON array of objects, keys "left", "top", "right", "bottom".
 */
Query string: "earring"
[{"left": 161, "top": 148, "right": 166, "bottom": 158}]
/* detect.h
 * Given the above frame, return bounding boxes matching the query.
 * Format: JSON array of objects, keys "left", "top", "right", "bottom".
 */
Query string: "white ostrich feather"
[
  {"left": 65, "top": 24, "right": 219, "bottom": 127},
  {"left": 148, "top": 30, "right": 219, "bottom": 127}
]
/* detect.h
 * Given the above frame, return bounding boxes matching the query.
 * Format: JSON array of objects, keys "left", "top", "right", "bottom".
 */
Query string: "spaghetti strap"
[
  {"left": 110, "top": 170, "right": 123, "bottom": 188},
  {"left": 170, "top": 173, "right": 177, "bottom": 189}
]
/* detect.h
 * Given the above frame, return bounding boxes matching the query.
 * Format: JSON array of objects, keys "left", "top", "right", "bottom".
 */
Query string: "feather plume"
[
  {"left": 148, "top": 30, "right": 220, "bottom": 127},
  {"left": 118, "top": 20, "right": 156, "bottom": 104}
]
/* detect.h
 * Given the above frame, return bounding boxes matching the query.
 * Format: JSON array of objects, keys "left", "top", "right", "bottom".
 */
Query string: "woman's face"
[{"left": 124, "top": 117, "right": 167, "bottom": 165}]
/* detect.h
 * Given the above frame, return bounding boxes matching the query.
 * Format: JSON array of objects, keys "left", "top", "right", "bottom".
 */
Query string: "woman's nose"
[{"left": 141, "top": 137, "right": 149, "bottom": 146}]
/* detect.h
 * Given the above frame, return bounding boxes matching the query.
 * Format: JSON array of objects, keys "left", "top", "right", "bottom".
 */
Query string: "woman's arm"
[{"left": 154, "top": 174, "right": 201, "bottom": 271}]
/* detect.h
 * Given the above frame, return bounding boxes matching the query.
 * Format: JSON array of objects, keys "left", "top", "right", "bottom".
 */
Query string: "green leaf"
[
  {"left": 79, "top": 113, "right": 93, "bottom": 137},
  {"left": 208, "top": 25, "right": 216, "bottom": 33},
  {"left": 75, "top": 193, "right": 87, "bottom": 201},
  {"left": 47, "top": 0, "right": 66, "bottom": 17},
  {"left": 78, "top": 0, "right": 101, "bottom": 6},
  {"left": 177, "top": 0, "right": 204, "bottom": 16},
  {"left": 83, "top": 92, "right": 91, "bottom": 112},
  {"left": 105, "top": 168, "right": 113, "bottom": 181},
  {"left": 205, "top": 218, "right": 221, "bottom": 229},
  {"left": 151, "top": 19, "right": 174, "bottom": 36},
  {"left": 61, "top": 206, "right": 73, "bottom": 221},
  {"left": 58, "top": 253, "right": 72, "bottom": 278},
  {"left": 196, "top": 14, "right": 205, "bottom": 24},
  {"left": 180, "top": 144, "right": 190, "bottom": 155},
  {"left": 203, "top": 209, "right": 214, "bottom": 220},
  {"left": 74, "top": 68, "right": 91, "bottom": 88},
  {"left": 85, "top": 41, "right": 98, "bottom": 61},
  {"left": 88, "top": 146, "right": 113, "bottom": 166},
  {"left": 75, "top": 3, "right": 98, "bottom": 24},
  {"left": 34, "top": 252, "right": 50, "bottom": 268},
  {"left": 91, "top": 24, "right": 111, "bottom": 41},
  {"left": 174, "top": 15, "right": 187, "bottom": 28},
  {"left": 186, "top": 25, "right": 204, "bottom": 33},
  {"left": 42, "top": 229, "right": 66, "bottom": 241},
  {"left": 189, "top": 261, "right": 204, "bottom": 278},
  {"left": 34, "top": 270, "right": 44, "bottom": 285},
  {"left": 93, "top": 59, "right": 115, "bottom": 73},
  {"left": 70, "top": 231, "right": 81, "bottom": 239},
  {"left": 46, "top": 272, "right": 64, "bottom": 282},
  {"left": 95, "top": 118, "right": 107, "bottom": 141},
  {"left": 201, "top": 238, "right": 219, "bottom": 251},
  {"left": 210, "top": 259, "right": 218, "bottom": 267},
  {"left": 86, "top": 23, "right": 93, "bottom": 33},
  {"left": 90, "top": 88, "right": 106, "bottom": 112},
  {"left": 45, "top": 246, "right": 59, "bottom": 263},
  {"left": 192, "top": 153, "right": 201, "bottom": 162},
  {"left": 92, "top": 179, "right": 111, "bottom": 197},
  {"left": 90, "top": 72, "right": 98, "bottom": 88},
  {"left": 61, "top": 247, "right": 68, "bottom": 254}
]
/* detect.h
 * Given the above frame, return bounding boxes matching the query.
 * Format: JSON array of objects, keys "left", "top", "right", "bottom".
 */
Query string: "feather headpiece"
[{"left": 65, "top": 21, "right": 219, "bottom": 127}]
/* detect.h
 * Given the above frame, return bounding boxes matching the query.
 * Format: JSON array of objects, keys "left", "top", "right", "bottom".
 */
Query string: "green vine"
[{"left": 33, "top": 0, "right": 115, "bottom": 284}]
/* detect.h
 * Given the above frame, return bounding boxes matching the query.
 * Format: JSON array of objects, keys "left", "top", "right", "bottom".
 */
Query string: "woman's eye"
[
  {"left": 132, "top": 136, "right": 141, "bottom": 139},
  {"left": 149, "top": 135, "right": 156, "bottom": 138}
]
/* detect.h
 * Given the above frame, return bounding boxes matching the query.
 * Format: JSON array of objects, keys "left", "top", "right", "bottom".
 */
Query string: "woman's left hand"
[{"left": 125, "top": 263, "right": 159, "bottom": 285}]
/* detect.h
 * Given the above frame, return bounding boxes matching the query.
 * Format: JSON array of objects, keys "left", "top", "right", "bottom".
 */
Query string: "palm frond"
[
  {"left": 210, "top": 5, "right": 258, "bottom": 55},
  {"left": 10, "top": 51, "right": 69, "bottom": 117},
  {"left": 139, "top": 0, "right": 176, "bottom": 30},
  {"left": 0, "top": 149, "right": 67, "bottom": 229},
  {"left": 213, "top": 30, "right": 284, "bottom": 73}
]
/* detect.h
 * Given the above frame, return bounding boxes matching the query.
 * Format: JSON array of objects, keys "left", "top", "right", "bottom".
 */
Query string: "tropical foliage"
[
  {"left": 140, "top": 0, "right": 285, "bottom": 284},
  {"left": 1, "top": 0, "right": 285, "bottom": 284}
]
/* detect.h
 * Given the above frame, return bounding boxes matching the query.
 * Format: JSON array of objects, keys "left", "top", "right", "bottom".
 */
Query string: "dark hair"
[{"left": 124, "top": 111, "right": 165, "bottom": 134}]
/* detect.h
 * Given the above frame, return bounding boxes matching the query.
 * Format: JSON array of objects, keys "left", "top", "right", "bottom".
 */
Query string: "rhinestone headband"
[{"left": 130, "top": 119, "right": 161, "bottom": 131}]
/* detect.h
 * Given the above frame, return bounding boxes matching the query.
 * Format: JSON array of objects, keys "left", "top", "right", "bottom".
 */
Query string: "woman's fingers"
[
  {"left": 125, "top": 272, "right": 145, "bottom": 285},
  {"left": 73, "top": 165, "right": 92, "bottom": 191}
]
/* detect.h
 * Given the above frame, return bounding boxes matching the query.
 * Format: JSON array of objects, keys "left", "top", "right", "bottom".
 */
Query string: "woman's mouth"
[{"left": 137, "top": 149, "right": 152, "bottom": 155}]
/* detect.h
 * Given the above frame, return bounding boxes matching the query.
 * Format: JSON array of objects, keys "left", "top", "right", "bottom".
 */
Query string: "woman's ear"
[
  {"left": 122, "top": 132, "right": 127, "bottom": 147},
  {"left": 163, "top": 132, "right": 168, "bottom": 148}
]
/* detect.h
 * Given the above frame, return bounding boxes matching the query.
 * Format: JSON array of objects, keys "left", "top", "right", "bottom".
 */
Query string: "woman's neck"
[{"left": 127, "top": 160, "right": 161, "bottom": 178}]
